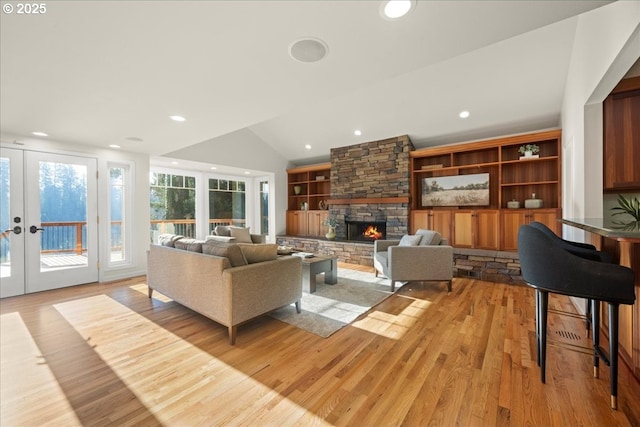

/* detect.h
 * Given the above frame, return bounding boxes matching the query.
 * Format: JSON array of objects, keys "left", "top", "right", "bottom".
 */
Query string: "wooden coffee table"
[{"left": 300, "top": 255, "right": 338, "bottom": 293}]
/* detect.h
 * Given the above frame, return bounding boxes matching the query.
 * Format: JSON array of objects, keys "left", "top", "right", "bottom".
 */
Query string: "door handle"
[
  {"left": 4, "top": 226, "right": 22, "bottom": 234},
  {"left": 29, "top": 225, "right": 44, "bottom": 234}
]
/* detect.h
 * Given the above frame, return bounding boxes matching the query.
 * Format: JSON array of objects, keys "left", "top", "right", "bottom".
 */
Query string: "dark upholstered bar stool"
[
  {"left": 529, "top": 221, "right": 613, "bottom": 334},
  {"left": 518, "top": 224, "right": 635, "bottom": 409}
]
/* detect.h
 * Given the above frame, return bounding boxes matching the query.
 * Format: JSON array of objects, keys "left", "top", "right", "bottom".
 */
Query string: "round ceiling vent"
[{"left": 289, "top": 37, "right": 328, "bottom": 63}]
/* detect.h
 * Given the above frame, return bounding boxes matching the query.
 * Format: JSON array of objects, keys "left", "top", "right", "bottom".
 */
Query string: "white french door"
[{"left": 0, "top": 148, "right": 98, "bottom": 297}]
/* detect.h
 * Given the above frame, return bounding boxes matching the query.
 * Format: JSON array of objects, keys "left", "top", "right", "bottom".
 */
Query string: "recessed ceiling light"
[
  {"left": 124, "top": 136, "right": 144, "bottom": 142},
  {"left": 381, "top": 0, "right": 415, "bottom": 20},
  {"left": 169, "top": 115, "right": 186, "bottom": 122},
  {"left": 171, "top": 161, "right": 179, "bottom": 165},
  {"left": 459, "top": 111, "right": 470, "bottom": 119},
  {"left": 289, "top": 37, "right": 329, "bottom": 63},
  {"left": 305, "top": 144, "right": 312, "bottom": 150},
  {"left": 244, "top": 171, "right": 250, "bottom": 175},
  {"left": 109, "top": 144, "right": 121, "bottom": 149},
  {"left": 210, "top": 166, "right": 217, "bottom": 170},
  {"left": 32, "top": 131, "right": 48, "bottom": 137},
  {"left": 354, "top": 129, "right": 362, "bottom": 136}
]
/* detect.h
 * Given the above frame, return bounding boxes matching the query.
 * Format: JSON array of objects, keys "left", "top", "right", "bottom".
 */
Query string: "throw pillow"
[
  {"left": 229, "top": 226, "right": 253, "bottom": 243},
  {"left": 206, "top": 235, "right": 237, "bottom": 243},
  {"left": 416, "top": 229, "right": 442, "bottom": 246},
  {"left": 174, "top": 238, "right": 204, "bottom": 253},
  {"left": 214, "top": 225, "right": 231, "bottom": 236},
  {"left": 202, "top": 241, "right": 248, "bottom": 267},
  {"left": 158, "top": 234, "right": 184, "bottom": 247},
  {"left": 238, "top": 243, "right": 278, "bottom": 264},
  {"left": 399, "top": 234, "right": 423, "bottom": 246}
]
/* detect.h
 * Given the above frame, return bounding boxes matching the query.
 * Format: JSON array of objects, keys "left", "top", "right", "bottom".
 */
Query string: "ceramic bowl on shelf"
[
  {"left": 507, "top": 200, "right": 520, "bottom": 209},
  {"left": 524, "top": 198, "right": 543, "bottom": 209}
]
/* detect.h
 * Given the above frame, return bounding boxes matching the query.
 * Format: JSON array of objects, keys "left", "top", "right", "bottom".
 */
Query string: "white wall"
[
  {"left": 560, "top": 1, "right": 640, "bottom": 242},
  {"left": 1, "top": 135, "right": 151, "bottom": 282}
]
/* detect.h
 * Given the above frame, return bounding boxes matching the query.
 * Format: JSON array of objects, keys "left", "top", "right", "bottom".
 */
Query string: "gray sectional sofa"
[{"left": 147, "top": 233, "right": 302, "bottom": 344}]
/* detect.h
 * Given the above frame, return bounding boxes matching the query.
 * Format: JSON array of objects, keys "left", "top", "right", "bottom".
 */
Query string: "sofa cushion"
[
  {"left": 206, "top": 235, "right": 237, "bottom": 243},
  {"left": 399, "top": 234, "right": 423, "bottom": 246},
  {"left": 229, "top": 226, "right": 253, "bottom": 243},
  {"left": 214, "top": 225, "right": 231, "bottom": 236},
  {"left": 158, "top": 234, "right": 184, "bottom": 247},
  {"left": 202, "top": 240, "right": 248, "bottom": 267},
  {"left": 174, "top": 238, "right": 205, "bottom": 252},
  {"left": 416, "top": 229, "right": 442, "bottom": 246},
  {"left": 238, "top": 243, "right": 278, "bottom": 264}
]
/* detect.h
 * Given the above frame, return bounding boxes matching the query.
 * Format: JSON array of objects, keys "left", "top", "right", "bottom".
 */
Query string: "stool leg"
[
  {"left": 585, "top": 298, "right": 592, "bottom": 336},
  {"left": 608, "top": 303, "right": 620, "bottom": 410},
  {"left": 540, "top": 291, "right": 548, "bottom": 384},
  {"left": 535, "top": 289, "right": 541, "bottom": 367},
  {"left": 592, "top": 299, "right": 600, "bottom": 378}
]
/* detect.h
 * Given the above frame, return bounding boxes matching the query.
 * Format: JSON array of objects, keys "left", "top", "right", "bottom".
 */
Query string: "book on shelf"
[
  {"left": 421, "top": 164, "right": 444, "bottom": 170},
  {"left": 292, "top": 252, "right": 315, "bottom": 258}
]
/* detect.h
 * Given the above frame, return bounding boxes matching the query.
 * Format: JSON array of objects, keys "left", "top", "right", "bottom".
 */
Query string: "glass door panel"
[
  {"left": 0, "top": 148, "right": 25, "bottom": 297},
  {"left": 25, "top": 152, "right": 98, "bottom": 293}
]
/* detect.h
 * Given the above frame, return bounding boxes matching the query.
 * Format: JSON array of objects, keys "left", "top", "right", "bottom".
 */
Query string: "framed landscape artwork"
[{"left": 421, "top": 173, "right": 490, "bottom": 207}]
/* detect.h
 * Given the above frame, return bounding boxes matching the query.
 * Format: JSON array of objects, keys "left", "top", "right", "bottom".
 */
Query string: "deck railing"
[{"left": 0, "top": 218, "right": 248, "bottom": 261}]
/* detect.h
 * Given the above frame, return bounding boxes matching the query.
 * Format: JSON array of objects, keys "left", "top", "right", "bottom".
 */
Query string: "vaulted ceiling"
[{"left": 0, "top": 1, "right": 612, "bottom": 166}]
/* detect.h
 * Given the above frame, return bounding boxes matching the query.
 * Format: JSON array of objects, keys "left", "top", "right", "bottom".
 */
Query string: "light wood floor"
[{"left": 1, "top": 266, "right": 639, "bottom": 427}]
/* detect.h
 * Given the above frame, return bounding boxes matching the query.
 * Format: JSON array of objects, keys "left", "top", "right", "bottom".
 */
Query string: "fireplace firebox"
[{"left": 346, "top": 220, "right": 387, "bottom": 242}]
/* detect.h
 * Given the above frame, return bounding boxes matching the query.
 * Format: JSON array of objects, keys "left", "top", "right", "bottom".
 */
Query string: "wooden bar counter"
[{"left": 561, "top": 218, "right": 640, "bottom": 387}]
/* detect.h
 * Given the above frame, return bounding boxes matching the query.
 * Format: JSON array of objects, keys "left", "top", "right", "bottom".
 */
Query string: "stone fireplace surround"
[{"left": 328, "top": 135, "right": 413, "bottom": 240}]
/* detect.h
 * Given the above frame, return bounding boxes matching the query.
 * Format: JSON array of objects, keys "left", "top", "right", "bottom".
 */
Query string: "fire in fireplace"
[{"left": 346, "top": 220, "right": 387, "bottom": 242}]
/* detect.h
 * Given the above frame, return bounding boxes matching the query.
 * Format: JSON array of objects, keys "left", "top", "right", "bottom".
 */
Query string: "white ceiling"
[{"left": 0, "top": 1, "right": 612, "bottom": 166}]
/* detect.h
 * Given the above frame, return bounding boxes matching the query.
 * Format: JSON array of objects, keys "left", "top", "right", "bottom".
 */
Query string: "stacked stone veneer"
[
  {"left": 453, "top": 248, "right": 523, "bottom": 284},
  {"left": 275, "top": 236, "right": 524, "bottom": 284},
  {"left": 329, "top": 136, "right": 413, "bottom": 239}
]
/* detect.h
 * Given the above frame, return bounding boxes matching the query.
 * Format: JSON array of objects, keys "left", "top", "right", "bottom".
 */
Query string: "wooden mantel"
[{"left": 327, "top": 197, "right": 409, "bottom": 205}]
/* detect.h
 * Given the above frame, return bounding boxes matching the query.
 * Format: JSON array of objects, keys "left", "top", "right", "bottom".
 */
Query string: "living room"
[{"left": 1, "top": 1, "right": 639, "bottom": 425}]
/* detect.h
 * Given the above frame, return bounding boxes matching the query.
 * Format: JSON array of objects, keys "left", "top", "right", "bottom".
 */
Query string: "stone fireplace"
[
  {"left": 346, "top": 220, "right": 387, "bottom": 242},
  {"left": 328, "top": 135, "right": 414, "bottom": 240}
]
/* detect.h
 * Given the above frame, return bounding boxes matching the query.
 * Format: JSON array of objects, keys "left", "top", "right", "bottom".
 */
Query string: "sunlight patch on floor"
[
  {"left": 0, "top": 312, "right": 81, "bottom": 426},
  {"left": 51, "top": 294, "right": 329, "bottom": 425},
  {"left": 352, "top": 298, "right": 432, "bottom": 339}
]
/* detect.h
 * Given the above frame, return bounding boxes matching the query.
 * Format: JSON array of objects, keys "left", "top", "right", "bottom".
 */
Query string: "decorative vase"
[
  {"left": 325, "top": 226, "right": 336, "bottom": 240},
  {"left": 294, "top": 185, "right": 301, "bottom": 195},
  {"left": 524, "top": 150, "right": 533, "bottom": 158}
]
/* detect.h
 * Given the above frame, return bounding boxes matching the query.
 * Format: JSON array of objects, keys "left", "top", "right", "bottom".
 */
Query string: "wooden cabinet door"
[
  {"left": 501, "top": 209, "right": 560, "bottom": 251},
  {"left": 431, "top": 210, "right": 452, "bottom": 243},
  {"left": 475, "top": 210, "right": 499, "bottom": 250},
  {"left": 530, "top": 209, "right": 561, "bottom": 236},
  {"left": 411, "top": 210, "right": 452, "bottom": 242},
  {"left": 411, "top": 211, "right": 430, "bottom": 233},
  {"left": 501, "top": 210, "right": 527, "bottom": 251},
  {"left": 604, "top": 86, "right": 640, "bottom": 190},
  {"left": 307, "top": 211, "right": 328, "bottom": 237},
  {"left": 286, "top": 211, "right": 308, "bottom": 236},
  {"left": 453, "top": 211, "right": 473, "bottom": 248}
]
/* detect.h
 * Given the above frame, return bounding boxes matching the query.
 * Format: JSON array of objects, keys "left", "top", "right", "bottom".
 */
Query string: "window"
[
  {"left": 208, "top": 178, "right": 246, "bottom": 233},
  {"left": 150, "top": 172, "right": 197, "bottom": 239},
  {"left": 259, "top": 180, "right": 269, "bottom": 235},
  {"left": 108, "top": 163, "right": 132, "bottom": 267}
]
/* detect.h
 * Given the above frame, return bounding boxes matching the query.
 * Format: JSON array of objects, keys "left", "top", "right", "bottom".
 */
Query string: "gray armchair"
[{"left": 373, "top": 229, "right": 454, "bottom": 292}]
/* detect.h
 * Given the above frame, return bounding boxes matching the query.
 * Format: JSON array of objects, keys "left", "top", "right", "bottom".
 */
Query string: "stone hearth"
[{"left": 275, "top": 236, "right": 523, "bottom": 284}]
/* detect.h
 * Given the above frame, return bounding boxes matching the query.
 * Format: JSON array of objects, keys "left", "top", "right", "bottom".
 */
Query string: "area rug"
[{"left": 269, "top": 268, "right": 395, "bottom": 338}]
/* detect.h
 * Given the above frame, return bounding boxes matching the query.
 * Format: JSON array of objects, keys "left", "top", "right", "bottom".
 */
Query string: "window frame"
[{"left": 106, "top": 161, "right": 134, "bottom": 270}]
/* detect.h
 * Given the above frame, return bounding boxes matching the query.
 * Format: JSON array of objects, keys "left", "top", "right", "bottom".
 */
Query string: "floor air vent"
[{"left": 555, "top": 330, "right": 582, "bottom": 341}]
